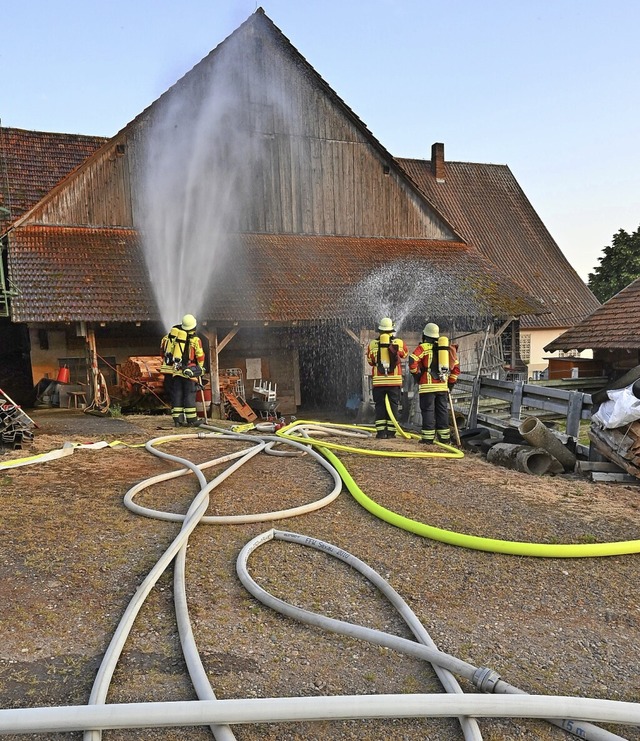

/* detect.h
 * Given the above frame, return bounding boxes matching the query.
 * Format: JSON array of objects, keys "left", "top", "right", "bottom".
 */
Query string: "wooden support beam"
[
  {"left": 218, "top": 327, "right": 239, "bottom": 352},
  {"left": 201, "top": 328, "right": 220, "bottom": 412}
]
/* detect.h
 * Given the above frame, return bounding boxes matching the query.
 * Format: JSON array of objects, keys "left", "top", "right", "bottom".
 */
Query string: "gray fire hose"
[{"left": 237, "top": 529, "right": 628, "bottom": 741}]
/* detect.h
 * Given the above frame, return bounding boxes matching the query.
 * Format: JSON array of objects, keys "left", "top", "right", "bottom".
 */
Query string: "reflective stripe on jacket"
[
  {"left": 409, "top": 341, "right": 448, "bottom": 393},
  {"left": 366, "top": 337, "right": 408, "bottom": 387}
]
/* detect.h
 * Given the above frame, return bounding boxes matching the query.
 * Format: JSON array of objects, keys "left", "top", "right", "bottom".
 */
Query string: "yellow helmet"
[
  {"left": 423, "top": 322, "right": 439, "bottom": 338},
  {"left": 181, "top": 313, "right": 197, "bottom": 331},
  {"left": 378, "top": 317, "right": 395, "bottom": 332}
]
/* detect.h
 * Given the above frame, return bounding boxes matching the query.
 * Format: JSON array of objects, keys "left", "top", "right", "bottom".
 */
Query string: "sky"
[{"left": 2, "top": 0, "right": 639, "bottom": 282}]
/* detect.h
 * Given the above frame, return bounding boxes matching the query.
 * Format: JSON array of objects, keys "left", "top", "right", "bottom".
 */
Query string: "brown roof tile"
[
  {"left": 7, "top": 225, "right": 155, "bottom": 322},
  {"left": 8, "top": 227, "right": 542, "bottom": 325},
  {"left": 398, "top": 157, "right": 600, "bottom": 329},
  {"left": 0, "top": 127, "right": 106, "bottom": 232},
  {"left": 206, "top": 234, "right": 544, "bottom": 323},
  {"left": 544, "top": 277, "right": 640, "bottom": 351}
]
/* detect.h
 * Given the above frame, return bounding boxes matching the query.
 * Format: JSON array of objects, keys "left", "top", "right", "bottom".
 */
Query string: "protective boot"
[
  {"left": 436, "top": 428, "right": 451, "bottom": 444},
  {"left": 375, "top": 420, "right": 387, "bottom": 438}
]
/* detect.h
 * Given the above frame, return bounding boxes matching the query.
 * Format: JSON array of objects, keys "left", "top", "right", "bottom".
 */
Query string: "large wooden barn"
[{"left": 0, "top": 9, "right": 594, "bottom": 415}]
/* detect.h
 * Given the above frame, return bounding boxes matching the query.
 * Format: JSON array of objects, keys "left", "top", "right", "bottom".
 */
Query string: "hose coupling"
[{"left": 472, "top": 667, "right": 501, "bottom": 693}]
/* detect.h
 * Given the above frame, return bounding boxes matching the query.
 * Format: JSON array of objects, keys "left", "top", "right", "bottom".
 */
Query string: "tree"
[{"left": 588, "top": 225, "right": 640, "bottom": 302}]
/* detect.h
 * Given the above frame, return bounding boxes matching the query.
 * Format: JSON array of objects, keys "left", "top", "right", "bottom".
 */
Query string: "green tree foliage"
[{"left": 588, "top": 225, "right": 640, "bottom": 302}]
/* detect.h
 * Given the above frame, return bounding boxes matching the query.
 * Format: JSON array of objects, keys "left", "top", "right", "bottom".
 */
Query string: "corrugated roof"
[
  {"left": 8, "top": 227, "right": 542, "bottom": 324},
  {"left": 398, "top": 157, "right": 600, "bottom": 330},
  {"left": 0, "top": 127, "right": 106, "bottom": 232},
  {"left": 544, "top": 277, "right": 640, "bottom": 351}
]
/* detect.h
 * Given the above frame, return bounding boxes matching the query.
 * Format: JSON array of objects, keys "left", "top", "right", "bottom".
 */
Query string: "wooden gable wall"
[
  {"left": 20, "top": 13, "right": 455, "bottom": 242},
  {"left": 23, "top": 138, "right": 135, "bottom": 228}
]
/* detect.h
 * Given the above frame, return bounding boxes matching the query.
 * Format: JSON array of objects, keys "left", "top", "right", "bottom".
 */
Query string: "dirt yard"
[{"left": 1, "top": 409, "right": 639, "bottom": 740}]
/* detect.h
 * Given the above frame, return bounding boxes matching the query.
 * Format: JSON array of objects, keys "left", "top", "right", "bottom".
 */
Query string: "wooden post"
[
  {"left": 202, "top": 327, "right": 220, "bottom": 418},
  {"left": 86, "top": 326, "right": 98, "bottom": 405},
  {"left": 359, "top": 328, "right": 372, "bottom": 423},
  {"left": 566, "top": 391, "right": 586, "bottom": 439}
]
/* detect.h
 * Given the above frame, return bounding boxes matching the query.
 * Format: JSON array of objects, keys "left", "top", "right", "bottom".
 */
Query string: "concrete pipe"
[
  {"left": 486, "top": 442, "right": 554, "bottom": 475},
  {"left": 518, "top": 416, "right": 577, "bottom": 471}
]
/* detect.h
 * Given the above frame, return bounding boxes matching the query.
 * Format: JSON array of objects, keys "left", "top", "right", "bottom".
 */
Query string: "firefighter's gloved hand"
[
  {"left": 183, "top": 367, "right": 194, "bottom": 378},
  {"left": 448, "top": 381, "right": 456, "bottom": 391}
]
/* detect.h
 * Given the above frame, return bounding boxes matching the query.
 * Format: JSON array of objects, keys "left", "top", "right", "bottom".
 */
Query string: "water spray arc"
[{"left": 137, "top": 39, "right": 268, "bottom": 330}]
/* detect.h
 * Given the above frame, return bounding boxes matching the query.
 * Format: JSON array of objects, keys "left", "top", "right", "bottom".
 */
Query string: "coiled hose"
[
  {"left": 2, "top": 421, "right": 634, "bottom": 740},
  {"left": 238, "top": 528, "right": 629, "bottom": 741}
]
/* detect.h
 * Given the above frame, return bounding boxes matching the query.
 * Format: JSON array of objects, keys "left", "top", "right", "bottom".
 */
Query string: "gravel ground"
[{"left": 1, "top": 410, "right": 639, "bottom": 740}]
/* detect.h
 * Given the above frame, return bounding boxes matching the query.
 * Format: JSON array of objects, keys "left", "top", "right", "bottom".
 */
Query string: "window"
[{"left": 519, "top": 333, "right": 531, "bottom": 364}]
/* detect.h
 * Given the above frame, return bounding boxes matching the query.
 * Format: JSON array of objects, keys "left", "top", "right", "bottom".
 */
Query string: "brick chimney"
[{"left": 431, "top": 142, "right": 445, "bottom": 183}]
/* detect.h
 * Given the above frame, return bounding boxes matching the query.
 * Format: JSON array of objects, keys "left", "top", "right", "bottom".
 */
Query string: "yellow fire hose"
[
  {"left": 276, "top": 420, "right": 640, "bottom": 558},
  {"left": 277, "top": 419, "right": 463, "bottom": 459}
]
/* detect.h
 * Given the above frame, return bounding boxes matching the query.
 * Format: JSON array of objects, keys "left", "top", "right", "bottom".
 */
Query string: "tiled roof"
[
  {"left": 397, "top": 158, "right": 600, "bottom": 330},
  {"left": 0, "top": 127, "right": 106, "bottom": 233},
  {"left": 7, "top": 225, "right": 156, "bottom": 322},
  {"left": 7, "top": 227, "right": 542, "bottom": 325},
  {"left": 202, "top": 234, "right": 544, "bottom": 324},
  {"left": 544, "top": 277, "right": 640, "bottom": 351}
]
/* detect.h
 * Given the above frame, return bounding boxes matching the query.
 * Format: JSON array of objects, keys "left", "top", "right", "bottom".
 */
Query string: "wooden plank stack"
[
  {"left": 588, "top": 421, "right": 640, "bottom": 479},
  {"left": 120, "top": 356, "right": 166, "bottom": 395}
]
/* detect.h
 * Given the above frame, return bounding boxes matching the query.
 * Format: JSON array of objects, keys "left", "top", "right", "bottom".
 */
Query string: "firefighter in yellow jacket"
[
  {"left": 366, "top": 317, "right": 408, "bottom": 438},
  {"left": 160, "top": 313, "right": 205, "bottom": 426},
  {"left": 409, "top": 322, "right": 451, "bottom": 445}
]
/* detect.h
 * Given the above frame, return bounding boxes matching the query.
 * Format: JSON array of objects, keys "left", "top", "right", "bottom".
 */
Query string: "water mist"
[
  {"left": 346, "top": 260, "right": 493, "bottom": 335},
  {"left": 138, "top": 41, "right": 262, "bottom": 332}
]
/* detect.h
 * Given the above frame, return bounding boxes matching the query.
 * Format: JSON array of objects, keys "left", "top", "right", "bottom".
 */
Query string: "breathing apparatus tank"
[
  {"left": 437, "top": 335, "right": 450, "bottom": 381},
  {"left": 376, "top": 318, "right": 396, "bottom": 375},
  {"left": 161, "top": 325, "right": 188, "bottom": 373},
  {"left": 378, "top": 333, "right": 393, "bottom": 374}
]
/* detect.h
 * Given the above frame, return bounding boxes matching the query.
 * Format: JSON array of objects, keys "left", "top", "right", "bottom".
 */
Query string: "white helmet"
[
  {"left": 181, "top": 313, "right": 197, "bottom": 331},
  {"left": 378, "top": 317, "right": 395, "bottom": 332},
  {"left": 423, "top": 322, "right": 439, "bottom": 338}
]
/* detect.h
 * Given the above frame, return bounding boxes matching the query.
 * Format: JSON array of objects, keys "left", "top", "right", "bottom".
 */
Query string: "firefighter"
[
  {"left": 409, "top": 322, "right": 452, "bottom": 445},
  {"left": 366, "top": 317, "right": 408, "bottom": 438},
  {"left": 160, "top": 313, "right": 205, "bottom": 426}
]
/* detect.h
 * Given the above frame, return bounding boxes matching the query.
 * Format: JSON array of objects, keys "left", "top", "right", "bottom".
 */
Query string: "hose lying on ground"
[
  {"left": 3, "top": 421, "right": 637, "bottom": 740},
  {"left": 2, "top": 695, "right": 639, "bottom": 735},
  {"left": 237, "top": 528, "right": 628, "bottom": 741},
  {"left": 275, "top": 420, "right": 640, "bottom": 558}
]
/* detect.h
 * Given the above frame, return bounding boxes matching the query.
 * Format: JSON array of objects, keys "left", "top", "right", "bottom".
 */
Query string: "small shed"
[{"left": 544, "top": 277, "right": 640, "bottom": 382}]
